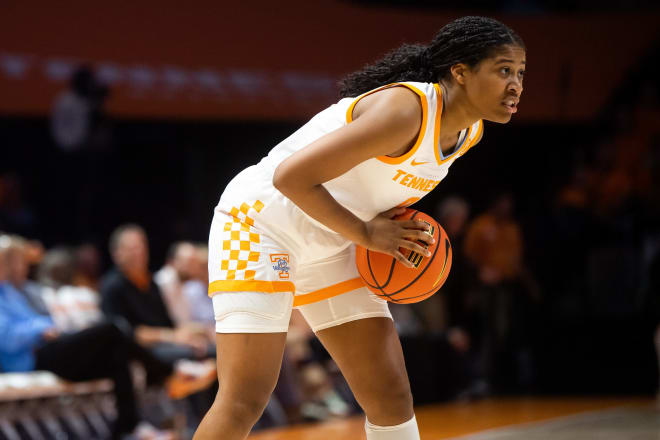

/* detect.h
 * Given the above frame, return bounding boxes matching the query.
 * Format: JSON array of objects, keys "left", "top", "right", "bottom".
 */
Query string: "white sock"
[{"left": 365, "top": 415, "right": 420, "bottom": 440}]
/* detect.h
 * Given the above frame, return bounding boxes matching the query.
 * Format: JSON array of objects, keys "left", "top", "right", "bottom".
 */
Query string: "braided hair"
[{"left": 339, "top": 16, "right": 525, "bottom": 98}]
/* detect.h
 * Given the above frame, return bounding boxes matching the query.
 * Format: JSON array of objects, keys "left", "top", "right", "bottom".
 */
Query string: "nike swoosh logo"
[{"left": 410, "top": 159, "right": 429, "bottom": 166}]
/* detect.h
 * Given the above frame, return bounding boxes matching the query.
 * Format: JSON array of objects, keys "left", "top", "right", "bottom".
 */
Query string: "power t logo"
[{"left": 270, "top": 254, "right": 291, "bottom": 279}]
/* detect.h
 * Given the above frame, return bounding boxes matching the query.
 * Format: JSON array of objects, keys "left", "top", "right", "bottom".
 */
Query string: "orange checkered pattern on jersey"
[{"left": 219, "top": 200, "right": 264, "bottom": 281}]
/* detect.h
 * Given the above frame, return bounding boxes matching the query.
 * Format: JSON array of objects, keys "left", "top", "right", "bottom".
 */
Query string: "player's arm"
[{"left": 273, "top": 87, "right": 433, "bottom": 267}]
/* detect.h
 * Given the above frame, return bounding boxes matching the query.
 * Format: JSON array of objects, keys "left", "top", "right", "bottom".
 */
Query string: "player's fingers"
[
  {"left": 397, "top": 239, "right": 431, "bottom": 257},
  {"left": 398, "top": 219, "right": 431, "bottom": 231},
  {"left": 401, "top": 229, "right": 435, "bottom": 246},
  {"left": 381, "top": 207, "right": 407, "bottom": 219},
  {"left": 392, "top": 250, "right": 415, "bottom": 268}
]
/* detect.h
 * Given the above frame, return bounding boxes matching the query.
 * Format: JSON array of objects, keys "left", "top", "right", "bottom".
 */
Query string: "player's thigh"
[
  {"left": 295, "top": 249, "right": 409, "bottom": 406},
  {"left": 314, "top": 317, "right": 411, "bottom": 397},
  {"left": 211, "top": 291, "right": 293, "bottom": 401},
  {"left": 215, "top": 331, "right": 287, "bottom": 403},
  {"left": 295, "top": 245, "right": 393, "bottom": 333}
]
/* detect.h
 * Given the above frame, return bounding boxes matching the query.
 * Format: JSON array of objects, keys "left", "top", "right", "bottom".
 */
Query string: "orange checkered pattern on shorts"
[{"left": 219, "top": 200, "right": 264, "bottom": 281}]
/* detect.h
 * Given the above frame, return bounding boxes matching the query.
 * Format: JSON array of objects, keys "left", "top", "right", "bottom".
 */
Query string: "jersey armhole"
[{"left": 345, "top": 83, "right": 429, "bottom": 165}]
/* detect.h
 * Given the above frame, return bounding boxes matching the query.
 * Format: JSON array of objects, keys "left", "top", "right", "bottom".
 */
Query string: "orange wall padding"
[{"left": 0, "top": 0, "right": 658, "bottom": 121}]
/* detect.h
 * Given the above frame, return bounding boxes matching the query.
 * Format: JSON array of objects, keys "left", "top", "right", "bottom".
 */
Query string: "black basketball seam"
[
  {"left": 363, "top": 210, "right": 438, "bottom": 303},
  {"left": 365, "top": 247, "right": 397, "bottom": 301},
  {"left": 375, "top": 238, "right": 452, "bottom": 302},
  {"left": 364, "top": 250, "right": 397, "bottom": 290},
  {"left": 360, "top": 211, "right": 419, "bottom": 298},
  {"left": 379, "top": 210, "right": 421, "bottom": 302}
]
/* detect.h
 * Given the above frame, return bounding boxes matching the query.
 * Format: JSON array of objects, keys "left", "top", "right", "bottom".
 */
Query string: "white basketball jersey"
[
  {"left": 258, "top": 81, "right": 483, "bottom": 222},
  {"left": 217, "top": 82, "right": 483, "bottom": 263}
]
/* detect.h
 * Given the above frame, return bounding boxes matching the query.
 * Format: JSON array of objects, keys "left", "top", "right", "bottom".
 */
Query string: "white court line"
[{"left": 442, "top": 404, "right": 647, "bottom": 440}]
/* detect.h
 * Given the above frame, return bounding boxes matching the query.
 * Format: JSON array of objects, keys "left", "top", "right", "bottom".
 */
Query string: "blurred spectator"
[
  {"left": 464, "top": 193, "right": 523, "bottom": 286},
  {"left": 181, "top": 244, "right": 215, "bottom": 331},
  {"left": 556, "top": 165, "right": 593, "bottom": 211},
  {"left": 155, "top": 241, "right": 200, "bottom": 327},
  {"left": 286, "top": 311, "right": 353, "bottom": 421},
  {"left": 415, "top": 196, "right": 473, "bottom": 335},
  {"left": 0, "top": 234, "right": 215, "bottom": 439},
  {"left": 463, "top": 193, "right": 540, "bottom": 392},
  {"left": 100, "top": 224, "right": 212, "bottom": 364},
  {"left": 549, "top": 164, "right": 595, "bottom": 317},
  {"left": 37, "top": 247, "right": 104, "bottom": 333},
  {"left": 434, "top": 197, "right": 486, "bottom": 394},
  {"left": 72, "top": 242, "right": 103, "bottom": 291},
  {"left": 4, "top": 235, "right": 49, "bottom": 315},
  {"left": 50, "top": 65, "right": 111, "bottom": 152},
  {"left": 398, "top": 196, "right": 486, "bottom": 401}
]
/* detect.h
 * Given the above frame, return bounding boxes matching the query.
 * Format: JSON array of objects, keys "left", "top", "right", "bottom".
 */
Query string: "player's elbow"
[
  {"left": 272, "top": 163, "right": 296, "bottom": 197},
  {"left": 273, "top": 162, "right": 320, "bottom": 202}
]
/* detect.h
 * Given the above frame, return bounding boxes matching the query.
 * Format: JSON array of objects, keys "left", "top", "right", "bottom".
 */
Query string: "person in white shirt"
[{"left": 155, "top": 241, "right": 197, "bottom": 326}]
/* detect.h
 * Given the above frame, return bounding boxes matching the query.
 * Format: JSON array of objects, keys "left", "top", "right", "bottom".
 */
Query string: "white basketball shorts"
[{"left": 207, "top": 206, "right": 391, "bottom": 333}]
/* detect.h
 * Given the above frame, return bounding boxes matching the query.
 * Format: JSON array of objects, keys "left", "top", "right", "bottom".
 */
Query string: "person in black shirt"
[{"left": 100, "top": 224, "right": 212, "bottom": 364}]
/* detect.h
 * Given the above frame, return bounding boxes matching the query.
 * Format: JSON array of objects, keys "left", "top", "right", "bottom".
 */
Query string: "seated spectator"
[
  {"left": 72, "top": 242, "right": 102, "bottom": 291},
  {"left": 156, "top": 242, "right": 215, "bottom": 341},
  {"left": 37, "top": 247, "right": 104, "bottom": 333},
  {"left": 181, "top": 244, "right": 215, "bottom": 336},
  {"left": 155, "top": 241, "right": 196, "bottom": 326},
  {"left": 100, "top": 224, "right": 212, "bottom": 364},
  {"left": 4, "top": 235, "right": 49, "bottom": 315},
  {"left": 285, "top": 310, "right": 352, "bottom": 421},
  {"left": 0, "top": 235, "right": 216, "bottom": 439}
]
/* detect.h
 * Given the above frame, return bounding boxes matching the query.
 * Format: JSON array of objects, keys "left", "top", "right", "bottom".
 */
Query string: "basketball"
[{"left": 355, "top": 208, "right": 452, "bottom": 304}]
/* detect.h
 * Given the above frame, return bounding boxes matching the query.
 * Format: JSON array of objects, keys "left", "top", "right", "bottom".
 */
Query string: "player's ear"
[{"left": 450, "top": 63, "right": 469, "bottom": 86}]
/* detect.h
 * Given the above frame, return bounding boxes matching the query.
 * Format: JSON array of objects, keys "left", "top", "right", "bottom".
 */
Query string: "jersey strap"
[{"left": 345, "top": 83, "right": 430, "bottom": 165}]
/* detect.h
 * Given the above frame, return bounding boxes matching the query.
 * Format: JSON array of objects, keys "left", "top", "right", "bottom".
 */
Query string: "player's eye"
[{"left": 500, "top": 67, "right": 510, "bottom": 76}]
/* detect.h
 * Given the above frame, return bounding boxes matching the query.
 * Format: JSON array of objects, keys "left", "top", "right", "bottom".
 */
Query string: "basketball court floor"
[{"left": 248, "top": 397, "right": 656, "bottom": 439}]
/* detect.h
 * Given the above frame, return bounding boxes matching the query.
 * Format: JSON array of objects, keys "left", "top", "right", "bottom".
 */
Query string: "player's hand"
[{"left": 362, "top": 207, "right": 434, "bottom": 268}]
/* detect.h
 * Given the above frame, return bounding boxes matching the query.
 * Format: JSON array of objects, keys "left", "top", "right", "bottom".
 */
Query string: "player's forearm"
[{"left": 274, "top": 180, "right": 367, "bottom": 246}]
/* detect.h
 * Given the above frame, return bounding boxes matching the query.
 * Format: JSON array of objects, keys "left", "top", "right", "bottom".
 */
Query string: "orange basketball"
[{"left": 355, "top": 208, "right": 452, "bottom": 304}]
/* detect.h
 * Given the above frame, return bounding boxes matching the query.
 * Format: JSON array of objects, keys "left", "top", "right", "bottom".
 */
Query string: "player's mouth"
[{"left": 502, "top": 98, "right": 518, "bottom": 114}]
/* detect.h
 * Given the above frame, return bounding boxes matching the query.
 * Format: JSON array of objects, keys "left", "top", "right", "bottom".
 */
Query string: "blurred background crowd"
[{"left": 2, "top": 0, "right": 660, "bottom": 439}]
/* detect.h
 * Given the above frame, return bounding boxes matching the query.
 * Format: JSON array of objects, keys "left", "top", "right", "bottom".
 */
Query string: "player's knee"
[
  {"left": 219, "top": 389, "right": 273, "bottom": 424},
  {"left": 363, "top": 382, "right": 413, "bottom": 420},
  {"left": 383, "top": 385, "right": 414, "bottom": 411},
  {"left": 231, "top": 397, "right": 271, "bottom": 425}
]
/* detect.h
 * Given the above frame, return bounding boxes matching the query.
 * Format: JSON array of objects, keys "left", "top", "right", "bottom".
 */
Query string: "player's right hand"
[{"left": 361, "top": 207, "right": 434, "bottom": 268}]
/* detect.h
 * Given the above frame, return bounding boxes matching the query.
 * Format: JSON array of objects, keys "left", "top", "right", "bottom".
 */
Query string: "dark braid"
[{"left": 339, "top": 16, "right": 525, "bottom": 98}]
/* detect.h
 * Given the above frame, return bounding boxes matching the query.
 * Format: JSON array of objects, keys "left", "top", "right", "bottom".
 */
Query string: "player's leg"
[
  {"left": 296, "top": 246, "right": 419, "bottom": 439},
  {"left": 315, "top": 316, "right": 419, "bottom": 439},
  {"left": 197, "top": 204, "right": 297, "bottom": 438},
  {"left": 194, "top": 331, "right": 287, "bottom": 440}
]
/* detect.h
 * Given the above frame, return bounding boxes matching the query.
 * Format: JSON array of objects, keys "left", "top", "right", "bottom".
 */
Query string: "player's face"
[{"left": 466, "top": 45, "right": 526, "bottom": 124}]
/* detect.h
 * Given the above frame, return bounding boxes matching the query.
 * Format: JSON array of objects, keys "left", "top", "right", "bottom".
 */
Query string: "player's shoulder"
[{"left": 355, "top": 84, "right": 423, "bottom": 123}]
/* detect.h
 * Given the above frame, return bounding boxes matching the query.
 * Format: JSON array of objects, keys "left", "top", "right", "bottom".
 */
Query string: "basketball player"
[{"left": 194, "top": 16, "right": 525, "bottom": 440}]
